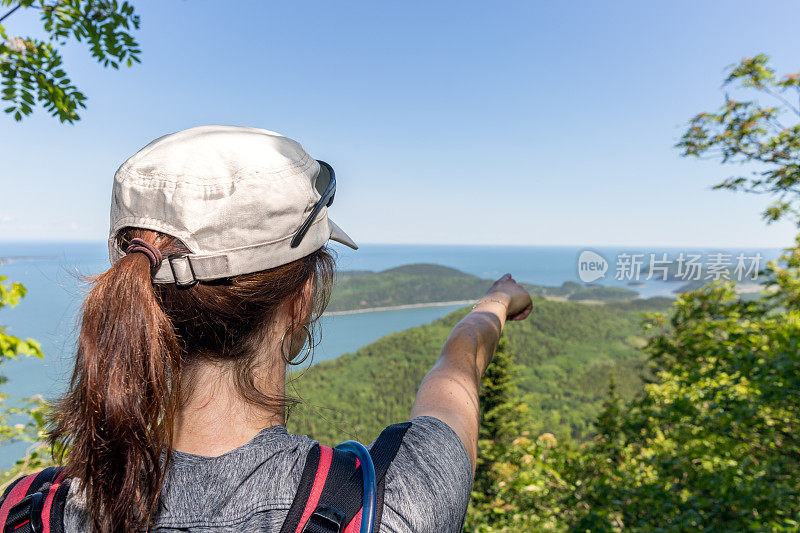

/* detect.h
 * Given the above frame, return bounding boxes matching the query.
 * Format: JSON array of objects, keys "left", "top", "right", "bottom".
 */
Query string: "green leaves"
[
  {"left": 0, "top": 270, "right": 43, "bottom": 361},
  {"left": 466, "top": 339, "right": 571, "bottom": 532},
  {"left": 571, "top": 261, "right": 800, "bottom": 530},
  {"left": 677, "top": 54, "right": 800, "bottom": 225},
  {"left": 0, "top": 0, "right": 141, "bottom": 122},
  {"left": 553, "top": 74, "right": 800, "bottom": 526},
  {"left": 0, "top": 261, "right": 51, "bottom": 485},
  {"left": 0, "top": 36, "right": 86, "bottom": 122}
]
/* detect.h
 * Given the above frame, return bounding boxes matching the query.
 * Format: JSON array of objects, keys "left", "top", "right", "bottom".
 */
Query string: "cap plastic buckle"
[
  {"left": 301, "top": 504, "right": 346, "bottom": 533},
  {"left": 168, "top": 254, "right": 198, "bottom": 288}
]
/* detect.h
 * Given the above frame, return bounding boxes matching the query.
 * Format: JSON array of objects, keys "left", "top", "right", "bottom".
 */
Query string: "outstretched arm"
[{"left": 410, "top": 274, "right": 532, "bottom": 471}]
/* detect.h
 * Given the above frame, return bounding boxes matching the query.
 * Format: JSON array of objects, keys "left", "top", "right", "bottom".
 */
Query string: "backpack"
[{"left": 0, "top": 422, "right": 411, "bottom": 533}]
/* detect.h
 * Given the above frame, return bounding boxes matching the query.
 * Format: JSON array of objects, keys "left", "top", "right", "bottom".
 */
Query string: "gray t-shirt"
[{"left": 64, "top": 416, "right": 473, "bottom": 532}]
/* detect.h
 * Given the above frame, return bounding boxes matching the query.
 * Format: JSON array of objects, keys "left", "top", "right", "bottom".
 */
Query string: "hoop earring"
[{"left": 280, "top": 324, "right": 312, "bottom": 366}]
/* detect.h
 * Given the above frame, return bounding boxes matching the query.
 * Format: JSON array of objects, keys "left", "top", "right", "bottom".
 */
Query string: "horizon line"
[{"left": 0, "top": 238, "right": 787, "bottom": 251}]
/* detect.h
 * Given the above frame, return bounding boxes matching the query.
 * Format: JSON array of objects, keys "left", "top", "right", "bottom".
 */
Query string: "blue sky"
[{"left": 1, "top": 0, "right": 799, "bottom": 247}]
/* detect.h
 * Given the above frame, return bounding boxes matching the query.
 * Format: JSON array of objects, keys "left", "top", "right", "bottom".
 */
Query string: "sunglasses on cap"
[{"left": 290, "top": 160, "right": 336, "bottom": 248}]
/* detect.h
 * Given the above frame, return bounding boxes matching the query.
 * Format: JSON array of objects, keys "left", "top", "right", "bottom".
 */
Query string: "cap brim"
[{"left": 328, "top": 219, "right": 358, "bottom": 249}]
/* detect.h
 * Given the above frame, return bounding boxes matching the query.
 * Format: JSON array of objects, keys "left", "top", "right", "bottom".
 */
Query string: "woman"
[{"left": 9, "top": 126, "right": 533, "bottom": 532}]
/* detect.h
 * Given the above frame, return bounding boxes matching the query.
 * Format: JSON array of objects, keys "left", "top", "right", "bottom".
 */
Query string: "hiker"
[{"left": 0, "top": 126, "right": 532, "bottom": 532}]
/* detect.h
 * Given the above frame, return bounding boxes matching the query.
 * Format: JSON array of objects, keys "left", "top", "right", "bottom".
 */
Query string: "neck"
[{"left": 172, "top": 351, "right": 287, "bottom": 457}]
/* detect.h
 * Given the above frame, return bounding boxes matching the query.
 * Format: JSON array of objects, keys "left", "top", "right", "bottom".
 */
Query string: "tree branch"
[
  {"left": 763, "top": 86, "right": 800, "bottom": 118},
  {"left": 0, "top": 3, "right": 22, "bottom": 24}
]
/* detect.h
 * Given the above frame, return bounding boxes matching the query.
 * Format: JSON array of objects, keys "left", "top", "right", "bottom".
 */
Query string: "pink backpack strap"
[
  {"left": 341, "top": 509, "right": 363, "bottom": 533},
  {"left": 40, "top": 470, "right": 68, "bottom": 533},
  {"left": 0, "top": 467, "right": 66, "bottom": 533},
  {"left": 0, "top": 473, "right": 38, "bottom": 525},
  {"left": 279, "top": 444, "right": 330, "bottom": 533},
  {"left": 295, "top": 445, "right": 334, "bottom": 533}
]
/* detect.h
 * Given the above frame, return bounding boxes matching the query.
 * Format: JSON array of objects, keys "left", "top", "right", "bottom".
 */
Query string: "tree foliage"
[
  {"left": 462, "top": 54, "right": 800, "bottom": 531},
  {"left": 466, "top": 338, "right": 568, "bottom": 532},
  {"left": 328, "top": 266, "right": 491, "bottom": 312},
  {"left": 0, "top": 262, "right": 50, "bottom": 486},
  {"left": 677, "top": 54, "right": 800, "bottom": 224},
  {"left": 328, "top": 267, "right": 638, "bottom": 313},
  {"left": 287, "top": 298, "right": 667, "bottom": 447},
  {"left": 461, "top": 250, "right": 800, "bottom": 531},
  {"left": 563, "top": 257, "right": 800, "bottom": 531},
  {"left": 0, "top": 0, "right": 141, "bottom": 122}
]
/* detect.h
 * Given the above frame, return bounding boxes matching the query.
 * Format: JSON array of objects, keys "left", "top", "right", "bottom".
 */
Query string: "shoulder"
[
  {"left": 63, "top": 481, "right": 90, "bottom": 531},
  {"left": 63, "top": 429, "right": 320, "bottom": 531},
  {"left": 379, "top": 416, "right": 474, "bottom": 533}
]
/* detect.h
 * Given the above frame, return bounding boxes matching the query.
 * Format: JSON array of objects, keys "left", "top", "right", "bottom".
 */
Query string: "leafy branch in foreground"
[
  {"left": 0, "top": 262, "right": 52, "bottom": 487},
  {"left": 466, "top": 338, "right": 572, "bottom": 532},
  {"left": 677, "top": 54, "right": 800, "bottom": 224},
  {"left": 0, "top": 0, "right": 141, "bottom": 122}
]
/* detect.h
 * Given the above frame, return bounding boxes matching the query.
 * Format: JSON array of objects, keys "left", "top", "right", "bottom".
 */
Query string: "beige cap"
[{"left": 109, "top": 125, "right": 357, "bottom": 286}]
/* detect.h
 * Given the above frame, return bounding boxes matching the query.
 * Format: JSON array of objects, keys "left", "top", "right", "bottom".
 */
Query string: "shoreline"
[
  {"left": 323, "top": 300, "right": 474, "bottom": 316},
  {"left": 323, "top": 294, "right": 647, "bottom": 316}
]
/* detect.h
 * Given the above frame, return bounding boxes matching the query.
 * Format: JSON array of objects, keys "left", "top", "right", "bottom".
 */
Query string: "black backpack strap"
[
  {"left": 321, "top": 422, "right": 412, "bottom": 531},
  {"left": 303, "top": 449, "right": 358, "bottom": 533},
  {"left": 371, "top": 422, "right": 413, "bottom": 483},
  {"left": 281, "top": 422, "right": 412, "bottom": 533},
  {"left": 47, "top": 478, "right": 72, "bottom": 533},
  {"left": 370, "top": 423, "right": 412, "bottom": 530},
  {"left": 280, "top": 444, "right": 323, "bottom": 533},
  {"left": 29, "top": 467, "right": 61, "bottom": 494},
  {"left": 1, "top": 467, "right": 68, "bottom": 533}
]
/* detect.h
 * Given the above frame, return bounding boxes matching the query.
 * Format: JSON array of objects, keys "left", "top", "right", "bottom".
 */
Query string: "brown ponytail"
[{"left": 49, "top": 228, "right": 335, "bottom": 532}]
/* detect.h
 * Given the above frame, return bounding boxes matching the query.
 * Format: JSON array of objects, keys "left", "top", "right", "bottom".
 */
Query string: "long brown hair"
[{"left": 49, "top": 228, "right": 335, "bottom": 532}]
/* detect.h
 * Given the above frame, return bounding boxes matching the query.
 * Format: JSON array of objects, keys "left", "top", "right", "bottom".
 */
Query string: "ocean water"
[{"left": 0, "top": 241, "right": 782, "bottom": 468}]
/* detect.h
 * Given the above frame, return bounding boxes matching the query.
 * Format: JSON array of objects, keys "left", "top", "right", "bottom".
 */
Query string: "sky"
[{"left": 1, "top": 0, "right": 799, "bottom": 247}]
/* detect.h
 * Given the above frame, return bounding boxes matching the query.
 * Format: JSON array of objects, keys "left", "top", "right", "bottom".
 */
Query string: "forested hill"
[
  {"left": 288, "top": 296, "right": 671, "bottom": 445},
  {"left": 327, "top": 263, "right": 639, "bottom": 312}
]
